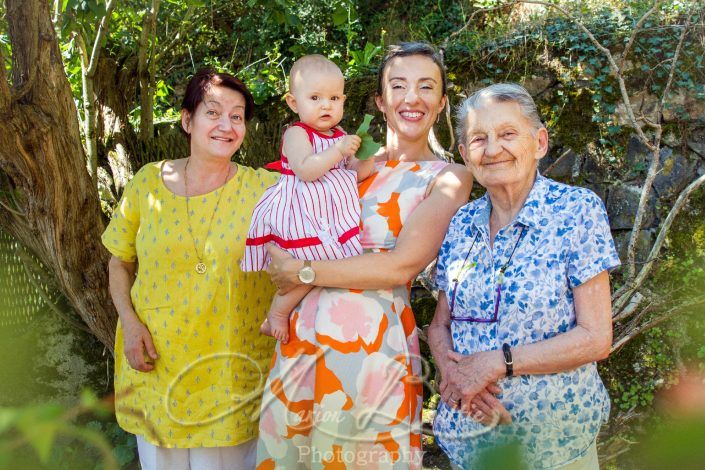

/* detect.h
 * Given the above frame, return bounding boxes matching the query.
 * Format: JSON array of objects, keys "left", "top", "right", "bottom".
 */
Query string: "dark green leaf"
[
  {"left": 332, "top": 6, "right": 348, "bottom": 27},
  {"left": 113, "top": 444, "right": 136, "bottom": 466},
  {"left": 86, "top": 0, "right": 107, "bottom": 17}
]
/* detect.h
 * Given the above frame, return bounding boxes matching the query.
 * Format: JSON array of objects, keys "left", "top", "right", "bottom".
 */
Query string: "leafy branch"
[
  {"left": 0, "top": 391, "right": 118, "bottom": 469},
  {"left": 137, "top": 0, "right": 161, "bottom": 142},
  {"left": 70, "top": 0, "right": 118, "bottom": 185}
]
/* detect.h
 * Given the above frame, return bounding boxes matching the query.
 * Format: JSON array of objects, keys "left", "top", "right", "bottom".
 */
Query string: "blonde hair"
[{"left": 289, "top": 55, "right": 343, "bottom": 93}]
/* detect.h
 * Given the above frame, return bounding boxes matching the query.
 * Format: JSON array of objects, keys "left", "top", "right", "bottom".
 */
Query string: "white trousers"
[{"left": 136, "top": 435, "right": 257, "bottom": 470}]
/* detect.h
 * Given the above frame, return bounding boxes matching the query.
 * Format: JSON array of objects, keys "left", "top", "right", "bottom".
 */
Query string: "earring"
[
  {"left": 436, "top": 114, "right": 440, "bottom": 124},
  {"left": 382, "top": 112, "right": 387, "bottom": 122}
]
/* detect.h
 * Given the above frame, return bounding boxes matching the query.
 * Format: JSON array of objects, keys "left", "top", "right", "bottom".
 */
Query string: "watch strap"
[{"left": 502, "top": 343, "right": 513, "bottom": 377}]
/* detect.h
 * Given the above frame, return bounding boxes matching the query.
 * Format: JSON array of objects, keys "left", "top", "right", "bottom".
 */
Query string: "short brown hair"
[{"left": 181, "top": 68, "right": 254, "bottom": 121}]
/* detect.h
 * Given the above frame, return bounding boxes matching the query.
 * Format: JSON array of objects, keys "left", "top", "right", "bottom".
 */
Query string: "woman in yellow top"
[{"left": 102, "top": 69, "right": 278, "bottom": 469}]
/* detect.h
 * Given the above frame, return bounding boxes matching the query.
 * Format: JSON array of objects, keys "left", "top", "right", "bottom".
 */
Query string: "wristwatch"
[
  {"left": 502, "top": 343, "right": 514, "bottom": 377},
  {"left": 297, "top": 260, "right": 316, "bottom": 284}
]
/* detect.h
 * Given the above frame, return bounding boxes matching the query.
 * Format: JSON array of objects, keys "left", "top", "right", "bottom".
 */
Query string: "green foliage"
[
  {"left": 354, "top": 114, "right": 382, "bottom": 160},
  {"left": 85, "top": 420, "right": 137, "bottom": 467},
  {"left": 0, "top": 390, "right": 119, "bottom": 469},
  {"left": 605, "top": 327, "right": 677, "bottom": 411},
  {"left": 444, "top": 1, "right": 704, "bottom": 170},
  {"left": 236, "top": 45, "right": 287, "bottom": 105},
  {"left": 347, "top": 40, "right": 384, "bottom": 77}
]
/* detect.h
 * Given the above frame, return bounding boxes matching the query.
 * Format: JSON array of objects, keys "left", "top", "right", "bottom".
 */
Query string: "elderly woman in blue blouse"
[{"left": 428, "top": 83, "right": 620, "bottom": 470}]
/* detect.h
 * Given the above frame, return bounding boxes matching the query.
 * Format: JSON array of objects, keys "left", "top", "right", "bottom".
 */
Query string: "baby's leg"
[{"left": 261, "top": 285, "right": 313, "bottom": 343}]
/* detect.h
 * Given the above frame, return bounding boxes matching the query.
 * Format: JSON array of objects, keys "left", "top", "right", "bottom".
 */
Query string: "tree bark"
[
  {"left": 74, "top": 0, "right": 117, "bottom": 185},
  {"left": 138, "top": 0, "right": 161, "bottom": 142},
  {"left": 0, "top": 0, "right": 117, "bottom": 351},
  {"left": 0, "top": 47, "right": 10, "bottom": 110}
]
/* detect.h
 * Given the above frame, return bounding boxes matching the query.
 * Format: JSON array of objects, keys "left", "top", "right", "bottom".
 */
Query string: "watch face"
[{"left": 299, "top": 266, "right": 315, "bottom": 284}]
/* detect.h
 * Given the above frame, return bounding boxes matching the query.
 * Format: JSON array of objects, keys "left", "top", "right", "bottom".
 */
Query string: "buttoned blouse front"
[{"left": 433, "top": 173, "right": 620, "bottom": 469}]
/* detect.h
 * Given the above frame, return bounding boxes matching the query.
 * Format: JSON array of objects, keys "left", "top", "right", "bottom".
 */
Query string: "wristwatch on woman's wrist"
[
  {"left": 297, "top": 260, "right": 315, "bottom": 284},
  {"left": 502, "top": 343, "right": 513, "bottom": 377}
]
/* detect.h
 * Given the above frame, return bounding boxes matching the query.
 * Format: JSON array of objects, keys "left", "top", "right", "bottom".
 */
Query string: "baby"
[{"left": 241, "top": 55, "right": 375, "bottom": 342}]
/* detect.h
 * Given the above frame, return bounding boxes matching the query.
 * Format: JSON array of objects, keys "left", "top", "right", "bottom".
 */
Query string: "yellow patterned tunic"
[{"left": 102, "top": 161, "right": 278, "bottom": 448}]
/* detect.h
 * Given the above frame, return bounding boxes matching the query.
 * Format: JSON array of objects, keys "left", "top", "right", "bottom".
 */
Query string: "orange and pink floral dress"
[{"left": 256, "top": 160, "right": 448, "bottom": 469}]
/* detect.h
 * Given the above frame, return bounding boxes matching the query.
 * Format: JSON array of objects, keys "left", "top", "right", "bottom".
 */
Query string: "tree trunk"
[
  {"left": 138, "top": 0, "right": 161, "bottom": 143},
  {"left": 0, "top": 0, "right": 117, "bottom": 351},
  {"left": 76, "top": 0, "right": 117, "bottom": 184}
]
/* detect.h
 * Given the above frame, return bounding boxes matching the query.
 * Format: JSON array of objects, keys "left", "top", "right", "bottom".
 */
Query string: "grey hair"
[{"left": 455, "top": 83, "right": 544, "bottom": 145}]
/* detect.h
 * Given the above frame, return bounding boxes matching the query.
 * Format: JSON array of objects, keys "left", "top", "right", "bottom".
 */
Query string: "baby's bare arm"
[
  {"left": 348, "top": 157, "right": 376, "bottom": 182},
  {"left": 285, "top": 127, "right": 360, "bottom": 181}
]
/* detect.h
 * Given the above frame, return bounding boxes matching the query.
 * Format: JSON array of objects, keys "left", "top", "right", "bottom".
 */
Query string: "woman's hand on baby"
[
  {"left": 266, "top": 244, "right": 299, "bottom": 293},
  {"left": 335, "top": 135, "right": 362, "bottom": 158}
]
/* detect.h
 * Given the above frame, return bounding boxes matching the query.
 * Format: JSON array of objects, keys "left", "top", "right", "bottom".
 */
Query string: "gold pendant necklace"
[{"left": 184, "top": 158, "right": 231, "bottom": 274}]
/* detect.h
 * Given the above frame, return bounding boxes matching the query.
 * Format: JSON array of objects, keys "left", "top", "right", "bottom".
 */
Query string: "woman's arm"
[
  {"left": 108, "top": 256, "right": 158, "bottom": 372},
  {"left": 284, "top": 127, "right": 361, "bottom": 182},
  {"left": 448, "top": 270, "right": 614, "bottom": 406},
  {"left": 428, "top": 292, "right": 468, "bottom": 406},
  {"left": 512, "top": 270, "right": 613, "bottom": 372},
  {"left": 267, "top": 163, "right": 473, "bottom": 290},
  {"left": 428, "top": 292, "right": 456, "bottom": 380}
]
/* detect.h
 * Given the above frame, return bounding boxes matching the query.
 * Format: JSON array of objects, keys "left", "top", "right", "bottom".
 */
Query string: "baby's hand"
[{"left": 335, "top": 135, "right": 362, "bottom": 158}]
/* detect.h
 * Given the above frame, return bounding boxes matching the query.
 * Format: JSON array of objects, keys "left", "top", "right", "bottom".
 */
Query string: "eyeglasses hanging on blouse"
[{"left": 449, "top": 225, "right": 527, "bottom": 323}]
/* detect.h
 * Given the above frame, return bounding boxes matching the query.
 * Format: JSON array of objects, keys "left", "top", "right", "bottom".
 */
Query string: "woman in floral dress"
[
  {"left": 429, "top": 84, "right": 619, "bottom": 469},
  {"left": 256, "top": 43, "right": 472, "bottom": 469}
]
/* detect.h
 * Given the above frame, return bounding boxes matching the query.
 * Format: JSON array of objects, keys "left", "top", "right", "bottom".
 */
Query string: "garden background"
[{"left": 0, "top": 0, "right": 704, "bottom": 468}]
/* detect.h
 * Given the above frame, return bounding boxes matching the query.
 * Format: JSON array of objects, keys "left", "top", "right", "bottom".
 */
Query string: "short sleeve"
[
  {"left": 435, "top": 236, "right": 452, "bottom": 293},
  {"left": 256, "top": 167, "right": 281, "bottom": 188},
  {"left": 101, "top": 174, "right": 141, "bottom": 262},
  {"left": 567, "top": 191, "right": 621, "bottom": 288}
]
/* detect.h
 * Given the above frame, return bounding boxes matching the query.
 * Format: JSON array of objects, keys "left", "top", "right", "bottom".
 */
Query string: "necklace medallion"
[{"left": 184, "top": 158, "right": 230, "bottom": 275}]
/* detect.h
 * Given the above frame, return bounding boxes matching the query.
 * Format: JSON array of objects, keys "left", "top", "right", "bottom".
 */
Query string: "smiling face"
[
  {"left": 375, "top": 54, "right": 446, "bottom": 143},
  {"left": 286, "top": 68, "right": 345, "bottom": 134},
  {"left": 459, "top": 98, "right": 548, "bottom": 191},
  {"left": 181, "top": 85, "right": 247, "bottom": 160}
]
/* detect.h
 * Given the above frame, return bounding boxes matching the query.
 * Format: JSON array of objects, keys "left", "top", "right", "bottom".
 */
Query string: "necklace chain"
[{"left": 183, "top": 158, "right": 230, "bottom": 274}]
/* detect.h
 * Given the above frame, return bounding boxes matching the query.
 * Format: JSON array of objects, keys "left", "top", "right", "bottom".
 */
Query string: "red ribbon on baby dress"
[
  {"left": 264, "top": 160, "right": 283, "bottom": 172},
  {"left": 245, "top": 226, "right": 359, "bottom": 249}
]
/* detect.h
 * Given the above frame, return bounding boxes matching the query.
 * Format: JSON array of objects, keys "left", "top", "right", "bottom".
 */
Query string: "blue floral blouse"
[{"left": 433, "top": 173, "right": 620, "bottom": 469}]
